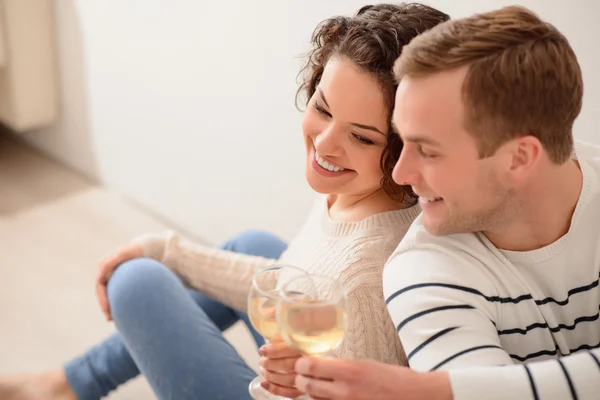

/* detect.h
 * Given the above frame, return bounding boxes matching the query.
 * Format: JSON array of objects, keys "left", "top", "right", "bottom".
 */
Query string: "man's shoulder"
[
  {"left": 574, "top": 140, "right": 600, "bottom": 161},
  {"left": 382, "top": 215, "right": 502, "bottom": 309},
  {"left": 382, "top": 214, "right": 507, "bottom": 290},
  {"left": 574, "top": 141, "right": 600, "bottom": 219},
  {"left": 390, "top": 214, "right": 490, "bottom": 260}
]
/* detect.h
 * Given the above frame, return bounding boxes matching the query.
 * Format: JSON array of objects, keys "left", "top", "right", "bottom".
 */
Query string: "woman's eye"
[
  {"left": 353, "top": 133, "right": 375, "bottom": 145},
  {"left": 314, "top": 101, "right": 331, "bottom": 117}
]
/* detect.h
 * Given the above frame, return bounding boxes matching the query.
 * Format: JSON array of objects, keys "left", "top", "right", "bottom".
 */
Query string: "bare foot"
[{"left": 0, "top": 369, "right": 77, "bottom": 400}]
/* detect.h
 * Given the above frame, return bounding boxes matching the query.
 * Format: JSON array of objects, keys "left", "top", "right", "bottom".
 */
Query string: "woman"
[{"left": 0, "top": 3, "right": 449, "bottom": 400}]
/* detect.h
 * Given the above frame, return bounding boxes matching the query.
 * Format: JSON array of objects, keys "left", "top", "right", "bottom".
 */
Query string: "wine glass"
[
  {"left": 276, "top": 274, "right": 347, "bottom": 400},
  {"left": 247, "top": 265, "right": 311, "bottom": 400}
]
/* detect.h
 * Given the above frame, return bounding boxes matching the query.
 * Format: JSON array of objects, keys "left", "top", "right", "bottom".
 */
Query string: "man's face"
[{"left": 392, "top": 67, "right": 514, "bottom": 236}]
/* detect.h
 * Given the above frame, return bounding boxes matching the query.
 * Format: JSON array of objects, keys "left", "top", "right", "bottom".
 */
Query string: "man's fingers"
[
  {"left": 295, "top": 374, "right": 344, "bottom": 399},
  {"left": 260, "top": 356, "right": 298, "bottom": 373},
  {"left": 295, "top": 356, "right": 354, "bottom": 380},
  {"left": 260, "top": 342, "right": 302, "bottom": 359}
]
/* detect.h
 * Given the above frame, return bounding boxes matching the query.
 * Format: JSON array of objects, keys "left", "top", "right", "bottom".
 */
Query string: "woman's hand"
[
  {"left": 259, "top": 342, "right": 303, "bottom": 398},
  {"left": 95, "top": 243, "right": 143, "bottom": 321}
]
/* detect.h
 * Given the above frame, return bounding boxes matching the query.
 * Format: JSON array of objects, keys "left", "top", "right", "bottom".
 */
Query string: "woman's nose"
[{"left": 314, "top": 126, "right": 344, "bottom": 157}]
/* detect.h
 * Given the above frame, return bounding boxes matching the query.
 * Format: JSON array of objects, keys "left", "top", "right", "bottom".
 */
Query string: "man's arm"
[
  {"left": 293, "top": 349, "right": 600, "bottom": 400},
  {"left": 449, "top": 347, "right": 600, "bottom": 400},
  {"left": 383, "top": 249, "right": 514, "bottom": 370}
]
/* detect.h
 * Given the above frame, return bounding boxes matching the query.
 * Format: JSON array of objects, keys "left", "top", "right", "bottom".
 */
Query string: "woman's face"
[{"left": 303, "top": 56, "right": 390, "bottom": 199}]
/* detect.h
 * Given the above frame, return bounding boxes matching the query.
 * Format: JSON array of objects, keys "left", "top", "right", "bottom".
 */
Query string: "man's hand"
[
  {"left": 259, "top": 342, "right": 303, "bottom": 398},
  {"left": 294, "top": 357, "right": 453, "bottom": 400}
]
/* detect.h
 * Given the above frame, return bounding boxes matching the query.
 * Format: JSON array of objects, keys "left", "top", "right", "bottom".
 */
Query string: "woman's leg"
[
  {"left": 63, "top": 230, "right": 287, "bottom": 399},
  {"left": 107, "top": 257, "right": 257, "bottom": 399}
]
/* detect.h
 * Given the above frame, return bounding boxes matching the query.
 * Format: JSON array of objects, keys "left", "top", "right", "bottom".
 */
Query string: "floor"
[{"left": 0, "top": 132, "right": 258, "bottom": 399}]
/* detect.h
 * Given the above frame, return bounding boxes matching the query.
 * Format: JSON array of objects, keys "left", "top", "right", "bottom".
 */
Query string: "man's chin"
[
  {"left": 422, "top": 215, "right": 452, "bottom": 236},
  {"left": 423, "top": 224, "right": 445, "bottom": 236},
  {"left": 423, "top": 217, "right": 475, "bottom": 237}
]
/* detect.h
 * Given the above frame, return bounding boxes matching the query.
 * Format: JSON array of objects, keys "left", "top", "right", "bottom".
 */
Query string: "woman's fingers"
[
  {"left": 95, "top": 244, "right": 143, "bottom": 321},
  {"left": 259, "top": 342, "right": 301, "bottom": 359},
  {"left": 260, "top": 355, "right": 299, "bottom": 373},
  {"left": 260, "top": 367, "right": 296, "bottom": 388},
  {"left": 260, "top": 376, "right": 303, "bottom": 398}
]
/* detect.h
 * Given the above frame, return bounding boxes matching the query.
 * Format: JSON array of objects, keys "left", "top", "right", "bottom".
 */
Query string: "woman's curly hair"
[{"left": 296, "top": 3, "right": 450, "bottom": 203}]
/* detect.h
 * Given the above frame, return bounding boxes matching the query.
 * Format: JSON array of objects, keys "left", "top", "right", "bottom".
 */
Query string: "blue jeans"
[{"left": 64, "top": 230, "right": 288, "bottom": 400}]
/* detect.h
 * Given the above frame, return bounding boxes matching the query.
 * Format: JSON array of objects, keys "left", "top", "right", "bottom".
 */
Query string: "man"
[{"left": 293, "top": 5, "right": 600, "bottom": 400}]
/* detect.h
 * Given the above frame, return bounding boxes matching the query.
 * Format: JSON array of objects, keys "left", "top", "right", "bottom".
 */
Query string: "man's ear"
[{"left": 506, "top": 135, "right": 542, "bottom": 182}]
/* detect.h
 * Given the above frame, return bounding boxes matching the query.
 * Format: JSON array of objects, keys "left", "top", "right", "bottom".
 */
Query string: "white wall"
[{"left": 23, "top": 0, "right": 600, "bottom": 244}]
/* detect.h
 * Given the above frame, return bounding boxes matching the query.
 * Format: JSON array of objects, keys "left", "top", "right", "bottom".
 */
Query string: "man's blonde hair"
[{"left": 394, "top": 6, "right": 582, "bottom": 164}]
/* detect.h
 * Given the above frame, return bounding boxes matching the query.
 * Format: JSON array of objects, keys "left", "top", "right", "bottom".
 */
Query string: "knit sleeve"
[
  {"left": 450, "top": 348, "right": 600, "bottom": 400},
  {"left": 383, "top": 248, "right": 514, "bottom": 371},
  {"left": 131, "top": 231, "right": 277, "bottom": 311},
  {"left": 336, "top": 281, "right": 408, "bottom": 366}
]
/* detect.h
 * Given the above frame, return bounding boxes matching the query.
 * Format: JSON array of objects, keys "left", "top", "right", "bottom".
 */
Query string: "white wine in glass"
[
  {"left": 247, "top": 265, "right": 310, "bottom": 400},
  {"left": 248, "top": 296, "right": 280, "bottom": 342},
  {"left": 276, "top": 274, "right": 347, "bottom": 400}
]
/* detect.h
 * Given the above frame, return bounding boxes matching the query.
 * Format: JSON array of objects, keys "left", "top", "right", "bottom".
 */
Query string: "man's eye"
[{"left": 419, "top": 147, "right": 435, "bottom": 158}]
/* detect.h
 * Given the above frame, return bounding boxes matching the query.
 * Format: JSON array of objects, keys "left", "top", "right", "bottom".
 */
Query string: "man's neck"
[{"left": 483, "top": 160, "right": 583, "bottom": 252}]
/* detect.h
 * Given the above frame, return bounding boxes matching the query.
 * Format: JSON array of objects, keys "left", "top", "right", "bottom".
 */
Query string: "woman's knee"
[
  {"left": 106, "top": 258, "right": 177, "bottom": 313},
  {"left": 219, "top": 229, "right": 287, "bottom": 258}
]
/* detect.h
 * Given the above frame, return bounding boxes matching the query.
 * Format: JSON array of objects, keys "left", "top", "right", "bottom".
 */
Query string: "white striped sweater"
[{"left": 383, "top": 141, "right": 600, "bottom": 400}]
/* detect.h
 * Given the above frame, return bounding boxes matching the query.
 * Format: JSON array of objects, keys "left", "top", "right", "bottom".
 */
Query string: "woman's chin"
[
  {"left": 306, "top": 174, "right": 335, "bottom": 195},
  {"left": 306, "top": 181, "right": 331, "bottom": 195}
]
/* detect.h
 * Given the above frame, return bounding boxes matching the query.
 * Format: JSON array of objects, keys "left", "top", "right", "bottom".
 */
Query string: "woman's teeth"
[
  {"left": 420, "top": 196, "right": 442, "bottom": 203},
  {"left": 315, "top": 153, "right": 345, "bottom": 172}
]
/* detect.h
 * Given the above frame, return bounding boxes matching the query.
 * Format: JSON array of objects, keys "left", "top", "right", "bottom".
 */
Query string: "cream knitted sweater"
[{"left": 133, "top": 195, "right": 421, "bottom": 365}]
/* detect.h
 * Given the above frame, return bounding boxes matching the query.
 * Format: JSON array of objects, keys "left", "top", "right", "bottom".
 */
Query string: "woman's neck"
[{"left": 327, "top": 189, "right": 409, "bottom": 222}]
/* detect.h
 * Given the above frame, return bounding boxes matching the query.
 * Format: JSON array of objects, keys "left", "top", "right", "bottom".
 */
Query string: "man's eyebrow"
[
  {"left": 391, "top": 121, "right": 442, "bottom": 147},
  {"left": 403, "top": 136, "right": 443, "bottom": 147}
]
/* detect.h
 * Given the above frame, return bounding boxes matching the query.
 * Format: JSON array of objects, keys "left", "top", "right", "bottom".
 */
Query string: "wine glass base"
[{"left": 248, "top": 376, "right": 293, "bottom": 400}]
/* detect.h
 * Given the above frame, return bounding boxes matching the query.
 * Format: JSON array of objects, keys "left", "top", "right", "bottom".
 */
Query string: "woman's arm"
[{"left": 132, "top": 231, "right": 277, "bottom": 310}]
